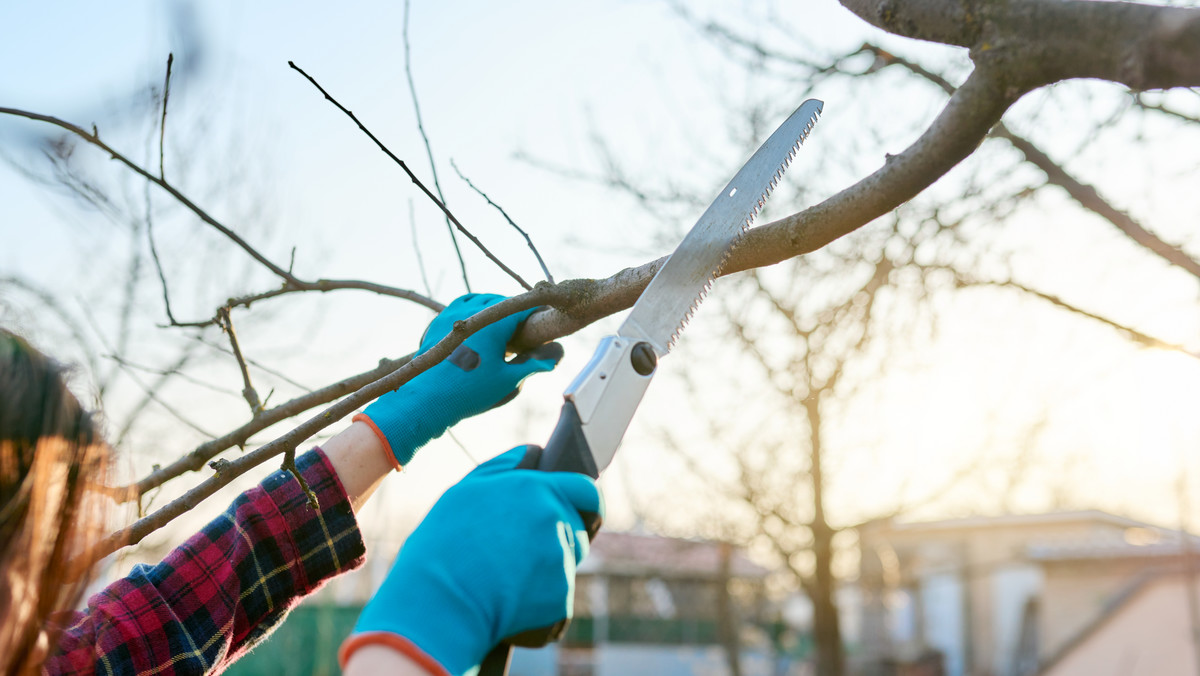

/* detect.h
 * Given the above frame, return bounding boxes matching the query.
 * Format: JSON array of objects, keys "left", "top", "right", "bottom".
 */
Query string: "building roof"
[
  {"left": 579, "top": 531, "right": 769, "bottom": 579},
  {"left": 864, "top": 509, "right": 1200, "bottom": 563},
  {"left": 867, "top": 509, "right": 1154, "bottom": 534},
  {"left": 1028, "top": 529, "right": 1200, "bottom": 562}
]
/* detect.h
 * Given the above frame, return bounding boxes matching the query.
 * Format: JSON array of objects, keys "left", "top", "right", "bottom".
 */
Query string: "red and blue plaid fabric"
[{"left": 44, "top": 448, "right": 366, "bottom": 675}]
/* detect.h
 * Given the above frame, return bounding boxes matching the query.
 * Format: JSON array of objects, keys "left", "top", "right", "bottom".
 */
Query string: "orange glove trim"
[
  {"left": 339, "top": 632, "right": 451, "bottom": 675},
  {"left": 353, "top": 413, "right": 403, "bottom": 472}
]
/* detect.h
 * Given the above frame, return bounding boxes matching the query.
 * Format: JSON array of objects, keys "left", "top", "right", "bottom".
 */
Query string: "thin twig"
[
  {"left": 146, "top": 213, "right": 177, "bottom": 325},
  {"left": 148, "top": 59, "right": 179, "bottom": 325},
  {"left": 0, "top": 108, "right": 298, "bottom": 281},
  {"left": 159, "top": 53, "right": 173, "bottom": 180},
  {"left": 110, "top": 350, "right": 204, "bottom": 450},
  {"left": 958, "top": 275, "right": 1200, "bottom": 359},
  {"left": 189, "top": 334, "right": 314, "bottom": 393},
  {"left": 281, "top": 449, "right": 318, "bottom": 509},
  {"left": 104, "top": 353, "right": 414, "bottom": 502},
  {"left": 286, "top": 62, "right": 533, "bottom": 291},
  {"left": 451, "top": 158, "right": 555, "bottom": 283},
  {"left": 168, "top": 278, "right": 444, "bottom": 329},
  {"left": 403, "top": 0, "right": 470, "bottom": 292},
  {"left": 104, "top": 353, "right": 239, "bottom": 397},
  {"left": 0, "top": 107, "right": 442, "bottom": 324},
  {"left": 445, "top": 429, "right": 480, "bottom": 466},
  {"left": 75, "top": 298, "right": 212, "bottom": 447},
  {"left": 216, "top": 308, "right": 262, "bottom": 415},
  {"left": 109, "top": 216, "right": 144, "bottom": 399},
  {"left": 0, "top": 276, "right": 103, "bottom": 392},
  {"left": 993, "top": 123, "right": 1200, "bottom": 280}
]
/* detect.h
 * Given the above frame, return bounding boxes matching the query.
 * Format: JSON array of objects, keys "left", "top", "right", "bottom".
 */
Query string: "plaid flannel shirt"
[{"left": 44, "top": 448, "right": 366, "bottom": 675}]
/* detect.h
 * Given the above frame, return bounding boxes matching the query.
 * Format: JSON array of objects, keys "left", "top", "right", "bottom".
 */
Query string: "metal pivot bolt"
[{"left": 630, "top": 342, "right": 657, "bottom": 376}]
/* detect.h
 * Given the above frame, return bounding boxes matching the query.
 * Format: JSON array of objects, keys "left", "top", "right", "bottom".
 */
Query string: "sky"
[{"left": 2, "top": 0, "right": 1199, "bottom": 567}]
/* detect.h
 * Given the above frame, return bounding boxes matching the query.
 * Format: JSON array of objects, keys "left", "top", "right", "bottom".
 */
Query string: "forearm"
[{"left": 322, "top": 420, "right": 396, "bottom": 512}]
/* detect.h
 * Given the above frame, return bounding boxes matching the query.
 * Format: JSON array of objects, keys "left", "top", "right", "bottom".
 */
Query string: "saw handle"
[
  {"left": 480, "top": 337, "right": 657, "bottom": 676},
  {"left": 478, "top": 413, "right": 604, "bottom": 676}
]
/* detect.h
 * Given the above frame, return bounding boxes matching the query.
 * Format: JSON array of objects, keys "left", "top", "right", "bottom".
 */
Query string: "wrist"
[
  {"left": 351, "top": 414, "right": 403, "bottom": 471},
  {"left": 322, "top": 421, "right": 395, "bottom": 511}
]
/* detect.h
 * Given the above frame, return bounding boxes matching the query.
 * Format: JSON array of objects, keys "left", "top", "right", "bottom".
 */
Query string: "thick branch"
[
  {"left": 840, "top": 0, "right": 1200, "bottom": 90},
  {"left": 729, "top": 66, "right": 1015, "bottom": 274},
  {"left": 839, "top": 0, "right": 977, "bottom": 48},
  {"left": 514, "top": 66, "right": 1016, "bottom": 349}
]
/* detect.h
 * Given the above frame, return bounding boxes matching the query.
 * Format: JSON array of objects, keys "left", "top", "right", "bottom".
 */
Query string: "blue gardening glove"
[
  {"left": 355, "top": 294, "right": 563, "bottom": 469},
  {"left": 340, "top": 446, "right": 603, "bottom": 675}
]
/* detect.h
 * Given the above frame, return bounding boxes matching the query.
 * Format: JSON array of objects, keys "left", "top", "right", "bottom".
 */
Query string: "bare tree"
[{"left": 557, "top": 3, "right": 1200, "bottom": 674}]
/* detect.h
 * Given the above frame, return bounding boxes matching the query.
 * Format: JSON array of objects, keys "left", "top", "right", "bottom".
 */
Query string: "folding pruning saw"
[{"left": 483, "top": 98, "right": 824, "bottom": 675}]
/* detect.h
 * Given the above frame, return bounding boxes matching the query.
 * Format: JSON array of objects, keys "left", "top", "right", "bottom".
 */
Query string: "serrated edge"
[{"left": 663, "top": 107, "right": 822, "bottom": 349}]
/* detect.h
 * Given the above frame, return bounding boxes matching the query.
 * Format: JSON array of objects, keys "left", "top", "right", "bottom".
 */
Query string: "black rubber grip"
[{"left": 537, "top": 400, "right": 600, "bottom": 478}]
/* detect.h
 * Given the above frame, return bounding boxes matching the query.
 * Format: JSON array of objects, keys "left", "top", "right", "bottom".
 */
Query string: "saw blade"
[{"left": 619, "top": 99, "right": 823, "bottom": 355}]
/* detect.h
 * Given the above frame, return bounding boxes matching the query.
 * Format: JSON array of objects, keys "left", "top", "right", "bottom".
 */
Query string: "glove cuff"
[
  {"left": 339, "top": 632, "right": 451, "bottom": 676},
  {"left": 361, "top": 380, "right": 482, "bottom": 466},
  {"left": 359, "top": 400, "right": 449, "bottom": 467},
  {"left": 352, "top": 414, "right": 403, "bottom": 472}
]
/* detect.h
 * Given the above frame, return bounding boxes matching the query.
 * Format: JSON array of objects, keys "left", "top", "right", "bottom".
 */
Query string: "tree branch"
[
  {"left": 958, "top": 274, "right": 1199, "bottom": 360},
  {"left": 840, "top": 0, "right": 1200, "bottom": 90},
  {"left": 409, "top": 199, "right": 434, "bottom": 298},
  {"left": 992, "top": 124, "right": 1200, "bottom": 280},
  {"left": 158, "top": 53, "right": 173, "bottom": 180},
  {"left": 451, "top": 159, "right": 555, "bottom": 284},
  {"left": 216, "top": 308, "right": 261, "bottom": 415},
  {"left": 862, "top": 40, "right": 1200, "bottom": 283},
  {"left": 0, "top": 108, "right": 297, "bottom": 280},
  {"left": 508, "top": 63, "right": 1013, "bottom": 351},
  {"left": 840, "top": 0, "right": 978, "bottom": 48},
  {"left": 727, "top": 65, "right": 1017, "bottom": 275},
  {"left": 0, "top": 107, "right": 444, "bottom": 325},
  {"left": 93, "top": 289, "right": 554, "bottom": 558},
  {"left": 1134, "top": 93, "right": 1200, "bottom": 124},
  {"left": 189, "top": 334, "right": 313, "bottom": 393},
  {"left": 104, "top": 352, "right": 409, "bottom": 502},
  {"left": 287, "top": 61, "right": 533, "bottom": 291},
  {"left": 166, "top": 278, "right": 446, "bottom": 329}
]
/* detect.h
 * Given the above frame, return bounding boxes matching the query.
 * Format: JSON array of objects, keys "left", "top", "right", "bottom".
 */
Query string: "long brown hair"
[{"left": 0, "top": 330, "right": 109, "bottom": 675}]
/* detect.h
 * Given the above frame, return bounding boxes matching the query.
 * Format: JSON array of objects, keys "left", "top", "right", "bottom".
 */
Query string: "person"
[{"left": 0, "top": 294, "right": 601, "bottom": 676}]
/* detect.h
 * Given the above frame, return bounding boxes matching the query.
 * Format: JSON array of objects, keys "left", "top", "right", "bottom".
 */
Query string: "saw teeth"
[{"left": 661, "top": 102, "right": 822, "bottom": 348}]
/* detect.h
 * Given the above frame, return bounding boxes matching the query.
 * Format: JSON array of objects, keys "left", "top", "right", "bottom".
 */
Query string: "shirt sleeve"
[{"left": 44, "top": 448, "right": 367, "bottom": 675}]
